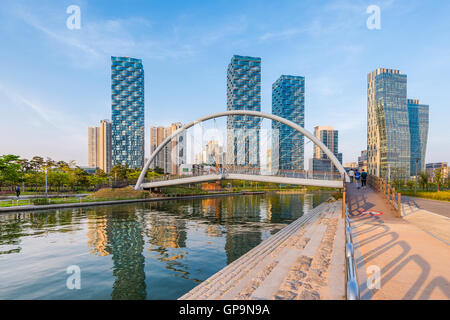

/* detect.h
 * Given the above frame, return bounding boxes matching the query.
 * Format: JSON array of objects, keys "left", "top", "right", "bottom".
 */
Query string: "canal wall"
[
  {"left": 179, "top": 200, "right": 345, "bottom": 300},
  {"left": 0, "top": 192, "right": 251, "bottom": 214}
]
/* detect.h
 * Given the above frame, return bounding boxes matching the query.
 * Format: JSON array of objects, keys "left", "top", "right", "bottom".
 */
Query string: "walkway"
[
  {"left": 180, "top": 201, "right": 346, "bottom": 300},
  {"left": 347, "top": 183, "right": 450, "bottom": 300},
  {"left": 402, "top": 196, "right": 450, "bottom": 218}
]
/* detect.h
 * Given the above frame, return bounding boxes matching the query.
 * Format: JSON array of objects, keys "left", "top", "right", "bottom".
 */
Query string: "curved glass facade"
[
  {"left": 226, "top": 55, "right": 261, "bottom": 167},
  {"left": 111, "top": 56, "right": 145, "bottom": 169},
  {"left": 408, "top": 99, "right": 429, "bottom": 176},
  {"left": 271, "top": 75, "right": 305, "bottom": 172}
]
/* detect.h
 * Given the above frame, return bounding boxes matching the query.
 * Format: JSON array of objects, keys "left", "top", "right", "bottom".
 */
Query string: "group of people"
[{"left": 347, "top": 168, "right": 367, "bottom": 189}]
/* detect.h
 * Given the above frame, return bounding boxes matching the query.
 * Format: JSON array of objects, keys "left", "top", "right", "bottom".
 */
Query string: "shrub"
[{"left": 33, "top": 198, "right": 50, "bottom": 205}]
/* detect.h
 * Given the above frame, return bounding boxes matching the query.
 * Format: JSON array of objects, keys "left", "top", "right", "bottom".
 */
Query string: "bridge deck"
[
  {"left": 347, "top": 183, "right": 450, "bottom": 300},
  {"left": 179, "top": 200, "right": 345, "bottom": 300},
  {"left": 142, "top": 174, "right": 344, "bottom": 189}
]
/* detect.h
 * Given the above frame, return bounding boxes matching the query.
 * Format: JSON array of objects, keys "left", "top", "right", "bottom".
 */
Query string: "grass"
[{"left": 400, "top": 190, "right": 450, "bottom": 202}]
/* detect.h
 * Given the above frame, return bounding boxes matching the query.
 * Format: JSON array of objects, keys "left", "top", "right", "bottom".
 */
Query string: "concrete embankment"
[
  {"left": 180, "top": 200, "right": 345, "bottom": 300},
  {"left": 0, "top": 192, "right": 250, "bottom": 214}
]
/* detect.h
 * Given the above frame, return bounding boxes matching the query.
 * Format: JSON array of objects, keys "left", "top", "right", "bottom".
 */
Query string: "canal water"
[{"left": 0, "top": 192, "right": 330, "bottom": 300}]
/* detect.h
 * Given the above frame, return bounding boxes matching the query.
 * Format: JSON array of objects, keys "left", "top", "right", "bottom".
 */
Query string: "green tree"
[
  {"left": 0, "top": 155, "right": 23, "bottom": 190},
  {"left": 434, "top": 168, "right": 443, "bottom": 192},
  {"left": 418, "top": 171, "right": 430, "bottom": 191}
]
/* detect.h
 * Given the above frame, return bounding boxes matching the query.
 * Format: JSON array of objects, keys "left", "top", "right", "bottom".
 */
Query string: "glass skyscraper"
[
  {"left": 226, "top": 55, "right": 261, "bottom": 168},
  {"left": 368, "top": 68, "right": 410, "bottom": 179},
  {"left": 271, "top": 75, "right": 305, "bottom": 172},
  {"left": 367, "top": 68, "right": 429, "bottom": 179},
  {"left": 111, "top": 56, "right": 145, "bottom": 169},
  {"left": 408, "top": 99, "right": 429, "bottom": 176}
]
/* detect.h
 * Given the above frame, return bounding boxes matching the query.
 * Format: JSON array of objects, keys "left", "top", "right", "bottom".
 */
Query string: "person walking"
[
  {"left": 15, "top": 185, "right": 21, "bottom": 198},
  {"left": 348, "top": 169, "right": 355, "bottom": 183},
  {"left": 355, "top": 169, "right": 361, "bottom": 189},
  {"left": 361, "top": 169, "right": 368, "bottom": 188}
]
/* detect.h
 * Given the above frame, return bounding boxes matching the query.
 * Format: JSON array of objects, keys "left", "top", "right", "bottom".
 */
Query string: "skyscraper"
[
  {"left": 226, "top": 55, "right": 261, "bottom": 168},
  {"left": 271, "top": 75, "right": 305, "bottom": 172},
  {"left": 408, "top": 99, "right": 429, "bottom": 176},
  {"left": 88, "top": 120, "right": 112, "bottom": 172},
  {"left": 111, "top": 56, "right": 144, "bottom": 169},
  {"left": 309, "top": 126, "right": 342, "bottom": 174},
  {"left": 150, "top": 126, "right": 167, "bottom": 170},
  {"left": 367, "top": 68, "right": 410, "bottom": 179}
]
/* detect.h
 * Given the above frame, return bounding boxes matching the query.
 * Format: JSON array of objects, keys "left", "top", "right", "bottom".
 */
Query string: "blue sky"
[{"left": 0, "top": 0, "right": 449, "bottom": 166}]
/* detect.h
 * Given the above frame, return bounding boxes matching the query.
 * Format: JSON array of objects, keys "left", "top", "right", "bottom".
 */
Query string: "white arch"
[{"left": 135, "top": 110, "right": 348, "bottom": 190}]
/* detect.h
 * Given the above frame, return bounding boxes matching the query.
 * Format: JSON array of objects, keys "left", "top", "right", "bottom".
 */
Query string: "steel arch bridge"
[{"left": 135, "top": 110, "right": 348, "bottom": 190}]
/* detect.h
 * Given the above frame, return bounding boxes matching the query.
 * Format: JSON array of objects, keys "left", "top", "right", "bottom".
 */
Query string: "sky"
[{"left": 0, "top": 0, "right": 449, "bottom": 167}]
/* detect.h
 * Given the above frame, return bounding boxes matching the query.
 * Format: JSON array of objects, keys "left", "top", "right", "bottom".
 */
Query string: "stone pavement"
[
  {"left": 347, "top": 183, "right": 450, "bottom": 300},
  {"left": 180, "top": 201, "right": 346, "bottom": 300}
]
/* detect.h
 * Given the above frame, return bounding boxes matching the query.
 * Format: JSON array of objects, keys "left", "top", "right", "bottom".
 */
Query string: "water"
[{"left": 0, "top": 192, "right": 330, "bottom": 300}]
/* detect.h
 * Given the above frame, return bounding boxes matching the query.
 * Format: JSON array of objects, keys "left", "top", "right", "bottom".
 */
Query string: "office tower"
[
  {"left": 150, "top": 126, "right": 167, "bottom": 170},
  {"left": 426, "top": 162, "right": 448, "bottom": 182},
  {"left": 226, "top": 55, "right": 261, "bottom": 168},
  {"left": 271, "top": 75, "right": 305, "bottom": 173},
  {"left": 309, "top": 126, "right": 342, "bottom": 174},
  {"left": 111, "top": 56, "right": 144, "bottom": 169},
  {"left": 358, "top": 150, "right": 368, "bottom": 172},
  {"left": 88, "top": 120, "right": 112, "bottom": 172},
  {"left": 408, "top": 99, "right": 429, "bottom": 176},
  {"left": 367, "top": 68, "right": 410, "bottom": 179}
]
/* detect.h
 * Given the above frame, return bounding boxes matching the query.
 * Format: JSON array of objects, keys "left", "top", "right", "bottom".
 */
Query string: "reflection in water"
[
  {"left": 107, "top": 209, "right": 146, "bottom": 300},
  {"left": 0, "top": 192, "right": 331, "bottom": 299}
]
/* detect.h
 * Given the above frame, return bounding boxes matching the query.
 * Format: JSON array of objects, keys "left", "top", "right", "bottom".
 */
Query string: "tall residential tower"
[
  {"left": 88, "top": 120, "right": 112, "bottom": 173},
  {"left": 226, "top": 55, "right": 261, "bottom": 168},
  {"left": 271, "top": 75, "right": 305, "bottom": 173},
  {"left": 111, "top": 56, "right": 145, "bottom": 169},
  {"left": 407, "top": 99, "right": 429, "bottom": 176}
]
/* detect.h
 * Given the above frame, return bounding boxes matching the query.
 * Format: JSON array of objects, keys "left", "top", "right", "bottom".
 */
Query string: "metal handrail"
[{"left": 345, "top": 206, "right": 360, "bottom": 300}]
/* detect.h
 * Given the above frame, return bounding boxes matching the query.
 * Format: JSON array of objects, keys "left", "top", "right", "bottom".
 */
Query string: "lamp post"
[
  {"left": 45, "top": 167, "right": 48, "bottom": 198},
  {"left": 414, "top": 158, "right": 419, "bottom": 193}
]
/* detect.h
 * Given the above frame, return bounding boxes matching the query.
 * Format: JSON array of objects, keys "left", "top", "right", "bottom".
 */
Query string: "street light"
[{"left": 414, "top": 158, "right": 419, "bottom": 193}]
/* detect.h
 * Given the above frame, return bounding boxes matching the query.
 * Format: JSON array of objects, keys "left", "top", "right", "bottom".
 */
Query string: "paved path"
[
  {"left": 180, "top": 201, "right": 345, "bottom": 300},
  {"left": 347, "top": 183, "right": 450, "bottom": 300},
  {"left": 402, "top": 196, "right": 450, "bottom": 218}
]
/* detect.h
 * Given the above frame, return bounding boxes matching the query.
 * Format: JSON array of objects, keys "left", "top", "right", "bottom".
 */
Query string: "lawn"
[{"left": 400, "top": 190, "right": 450, "bottom": 202}]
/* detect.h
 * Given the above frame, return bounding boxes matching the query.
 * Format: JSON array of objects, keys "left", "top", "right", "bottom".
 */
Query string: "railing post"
[{"left": 398, "top": 193, "right": 402, "bottom": 218}]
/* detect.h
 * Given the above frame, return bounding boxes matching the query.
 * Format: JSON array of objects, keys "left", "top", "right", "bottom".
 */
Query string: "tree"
[
  {"left": 434, "top": 168, "right": 443, "bottom": 192},
  {"left": 0, "top": 155, "right": 23, "bottom": 189},
  {"left": 418, "top": 171, "right": 430, "bottom": 191},
  {"left": 30, "top": 156, "right": 44, "bottom": 172},
  {"left": 154, "top": 167, "right": 164, "bottom": 175}
]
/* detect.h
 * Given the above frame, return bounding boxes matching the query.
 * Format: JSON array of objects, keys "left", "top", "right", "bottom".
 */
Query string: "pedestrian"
[
  {"left": 15, "top": 185, "right": 21, "bottom": 198},
  {"left": 355, "top": 169, "right": 361, "bottom": 189},
  {"left": 361, "top": 169, "right": 368, "bottom": 188},
  {"left": 348, "top": 169, "right": 355, "bottom": 183}
]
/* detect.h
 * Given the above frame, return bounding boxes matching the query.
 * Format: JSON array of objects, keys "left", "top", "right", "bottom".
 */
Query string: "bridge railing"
[
  {"left": 368, "top": 175, "right": 402, "bottom": 218},
  {"left": 344, "top": 203, "right": 360, "bottom": 300}
]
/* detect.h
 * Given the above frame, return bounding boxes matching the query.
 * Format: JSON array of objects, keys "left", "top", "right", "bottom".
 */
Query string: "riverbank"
[
  {"left": 180, "top": 200, "right": 345, "bottom": 300},
  {"left": 0, "top": 191, "right": 261, "bottom": 213}
]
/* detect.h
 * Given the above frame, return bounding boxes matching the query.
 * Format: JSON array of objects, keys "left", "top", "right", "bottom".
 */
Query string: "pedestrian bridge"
[
  {"left": 141, "top": 173, "right": 344, "bottom": 189},
  {"left": 135, "top": 110, "right": 349, "bottom": 191}
]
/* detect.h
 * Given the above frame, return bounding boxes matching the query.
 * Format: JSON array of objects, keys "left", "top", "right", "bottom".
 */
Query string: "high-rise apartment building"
[
  {"left": 111, "top": 56, "right": 144, "bottom": 169},
  {"left": 408, "top": 99, "right": 429, "bottom": 176},
  {"left": 88, "top": 120, "right": 112, "bottom": 173},
  {"left": 368, "top": 68, "right": 429, "bottom": 179},
  {"left": 150, "top": 126, "right": 167, "bottom": 170},
  {"left": 309, "top": 126, "right": 342, "bottom": 174},
  {"left": 149, "top": 123, "right": 186, "bottom": 174},
  {"left": 271, "top": 75, "right": 305, "bottom": 173},
  {"left": 226, "top": 55, "right": 261, "bottom": 168},
  {"left": 368, "top": 68, "right": 410, "bottom": 179}
]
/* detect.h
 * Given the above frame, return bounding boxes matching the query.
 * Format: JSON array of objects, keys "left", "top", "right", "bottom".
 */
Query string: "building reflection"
[{"left": 104, "top": 206, "right": 147, "bottom": 300}]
